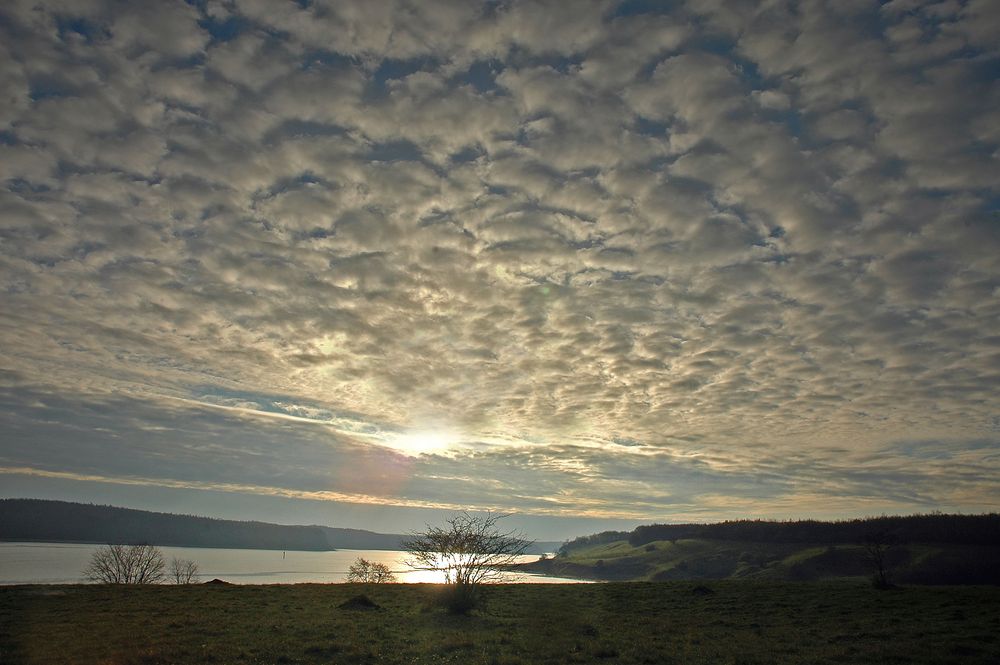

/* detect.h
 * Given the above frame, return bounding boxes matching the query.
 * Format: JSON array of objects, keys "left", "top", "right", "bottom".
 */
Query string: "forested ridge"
[
  {"left": 0, "top": 499, "right": 402, "bottom": 551},
  {"left": 531, "top": 514, "right": 1000, "bottom": 585},
  {"left": 559, "top": 513, "right": 1000, "bottom": 556}
]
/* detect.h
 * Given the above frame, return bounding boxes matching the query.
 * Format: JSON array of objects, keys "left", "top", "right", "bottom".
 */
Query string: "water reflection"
[{"left": 0, "top": 543, "right": 587, "bottom": 585}]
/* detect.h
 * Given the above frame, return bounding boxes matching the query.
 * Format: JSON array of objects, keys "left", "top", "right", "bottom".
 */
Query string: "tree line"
[
  {"left": 557, "top": 513, "right": 1000, "bottom": 555},
  {"left": 0, "top": 499, "right": 405, "bottom": 550},
  {"left": 556, "top": 530, "right": 630, "bottom": 556},
  {"left": 627, "top": 513, "right": 1000, "bottom": 547}
]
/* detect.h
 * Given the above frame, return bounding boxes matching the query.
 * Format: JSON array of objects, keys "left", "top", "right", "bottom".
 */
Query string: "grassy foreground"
[{"left": 2, "top": 582, "right": 999, "bottom": 664}]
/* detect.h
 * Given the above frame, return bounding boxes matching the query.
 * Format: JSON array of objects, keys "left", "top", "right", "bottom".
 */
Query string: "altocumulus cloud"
[{"left": 0, "top": 0, "right": 998, "bottom": 522}]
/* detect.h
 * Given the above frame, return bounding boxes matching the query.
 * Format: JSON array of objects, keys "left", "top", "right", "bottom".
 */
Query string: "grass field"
[{"left": 2, "top": 582, "right": 999, "bottom": 664}]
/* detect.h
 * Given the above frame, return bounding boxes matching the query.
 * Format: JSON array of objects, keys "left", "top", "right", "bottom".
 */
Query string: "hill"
[
  {"left": 623, "top": 514, "right": 1000, "bottom": 547},
  {"left": 0, "top": 499, "right": 560, "bottom": 553},
  {"left": 0, "top": 499, "right": 391, "bottom": 551},
  {"left": 522, "top": 514, "right": 1000, "bottom": 584}
]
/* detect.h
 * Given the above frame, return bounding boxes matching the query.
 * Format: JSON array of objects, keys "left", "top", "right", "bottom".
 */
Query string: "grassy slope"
[
  {"left": 523, "top": 538, "right": 997, "bottom": 583},
  {"left": 2, "top": 582, "right": 999, "bottom": 664}
]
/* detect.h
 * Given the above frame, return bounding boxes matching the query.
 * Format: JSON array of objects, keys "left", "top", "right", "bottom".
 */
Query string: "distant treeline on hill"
[
  {"left": 560, "top": 513, "right": 1000, "bottom": 555},
  {"left": 556, "top": 530, "right": 632, "bottom": 554},
  {"left": 0, "top": 499, "right": 405, "bottom": 551}
]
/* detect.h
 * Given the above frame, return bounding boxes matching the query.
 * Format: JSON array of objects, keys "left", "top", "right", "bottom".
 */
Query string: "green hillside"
[{"left": 520, "top": 537, "right": 1000, "bottom": 584}]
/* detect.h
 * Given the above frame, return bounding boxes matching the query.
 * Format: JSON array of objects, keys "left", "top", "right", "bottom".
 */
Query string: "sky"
[{"left": 0, "top": 0, "right": 998, "bottom": 541}]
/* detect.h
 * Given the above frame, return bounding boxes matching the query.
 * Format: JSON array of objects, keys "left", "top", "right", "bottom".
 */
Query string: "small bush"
[
  {"left": 83, "top": 544, "right": 165, "bottom": 584},
  {"left": 170, "top": 557, "right": 199, "bottom": 584},
  {"left": 347, "top": 557, "right": 396, "bottom": 584},
  {"left": 440, "top": 583, "right": 478, "bottom": 615}
]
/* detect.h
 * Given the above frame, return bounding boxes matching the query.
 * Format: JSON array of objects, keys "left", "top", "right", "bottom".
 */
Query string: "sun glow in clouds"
[{"left": 387, "top": 430, "right": 460, "bottom": 457}]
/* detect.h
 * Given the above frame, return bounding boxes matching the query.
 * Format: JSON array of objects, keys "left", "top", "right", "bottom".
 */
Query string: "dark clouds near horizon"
[{"left": 1, "top": 0, "right": 998, "bottom": 526}]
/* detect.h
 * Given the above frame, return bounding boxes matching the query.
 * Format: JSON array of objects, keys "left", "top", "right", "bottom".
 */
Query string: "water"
[{"left": 0, "top": 542, "right": 585, "bottom": 585}]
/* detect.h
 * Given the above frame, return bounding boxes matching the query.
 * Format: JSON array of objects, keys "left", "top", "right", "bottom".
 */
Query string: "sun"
[{"left": 388, "top": 430, "right": 458, "bottom": 457}]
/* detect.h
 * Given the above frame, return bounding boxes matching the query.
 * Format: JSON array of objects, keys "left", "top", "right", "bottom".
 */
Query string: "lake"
[{"left": 0, "top": 542, "right": 585, "bottom": 585}]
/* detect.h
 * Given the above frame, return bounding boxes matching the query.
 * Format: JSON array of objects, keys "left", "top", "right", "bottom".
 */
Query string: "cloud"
[{"left": 0, "top": 0, "right": 997, "bottom": 523}]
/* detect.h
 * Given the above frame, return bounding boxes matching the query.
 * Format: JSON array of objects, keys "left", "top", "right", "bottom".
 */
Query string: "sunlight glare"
[{"left": 389, "top": 430, "right": 458, "bottom": 457}]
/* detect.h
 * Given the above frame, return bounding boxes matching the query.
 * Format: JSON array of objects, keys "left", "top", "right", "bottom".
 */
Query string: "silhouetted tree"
[
  {"left": 403, "top": 512, "right": 531, "bottom": 613},
  {"left": 170, "top": 557, "right": 200, "bottom": 584},
  {"left": 346, "top": 557, "right": 396, "bottom": 583},
  {"left": 862, "top": 530, "right": 898, "bottom": 589},
  {"left": 83, "top": 544, "right": 165, "bottom": 584}
]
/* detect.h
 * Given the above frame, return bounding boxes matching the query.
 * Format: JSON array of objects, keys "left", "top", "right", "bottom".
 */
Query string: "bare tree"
[
  {"left": 170, "top": 557, "right": 200, "bottom": 584},
  {"left": 403, "top": 512, "right": 531, "bottom": 612},
  {"left": 83, "top": 544, "right": 166, "bottom": 584},
  {"left": 346, "top": 557, "right": 396, "bottom": 583},
  {"left": 862, "top": 530, "right": 898, "bottom": 589}
]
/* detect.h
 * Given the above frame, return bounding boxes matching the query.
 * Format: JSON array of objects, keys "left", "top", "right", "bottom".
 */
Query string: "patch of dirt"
[{"left": 338, "top": 594, "right": 381, "bottom": 610}]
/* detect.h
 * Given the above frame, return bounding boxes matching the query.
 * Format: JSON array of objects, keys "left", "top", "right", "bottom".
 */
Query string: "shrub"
[
  {"left": 440, "top": 583, "right": 478, "bottom": 615},
  {"left": 83, "top": 544, "right": 165, "bottom": 584},
  {"left": 170, "top": 557, "right": 200, "bottom": 584},
  {"left": 402, "top": 512, "right": 531, "bottom": 614},
  {"left": 347, "top": 557, "right": 396, "bottom": 584}
]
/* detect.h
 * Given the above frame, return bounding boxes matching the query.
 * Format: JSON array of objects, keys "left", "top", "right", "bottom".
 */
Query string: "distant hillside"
[
  {"left": 0, "top": 499, "right": 405, "bottom": 551},
  {"left": 525, "top": 513, "right": 1000, "bottom": 584},
  {"left": 623, "top": 514, "right": 1000, "bottom": 548},
  {"left": 0, "top": 499, "right": 560, "bottom": 554}
]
